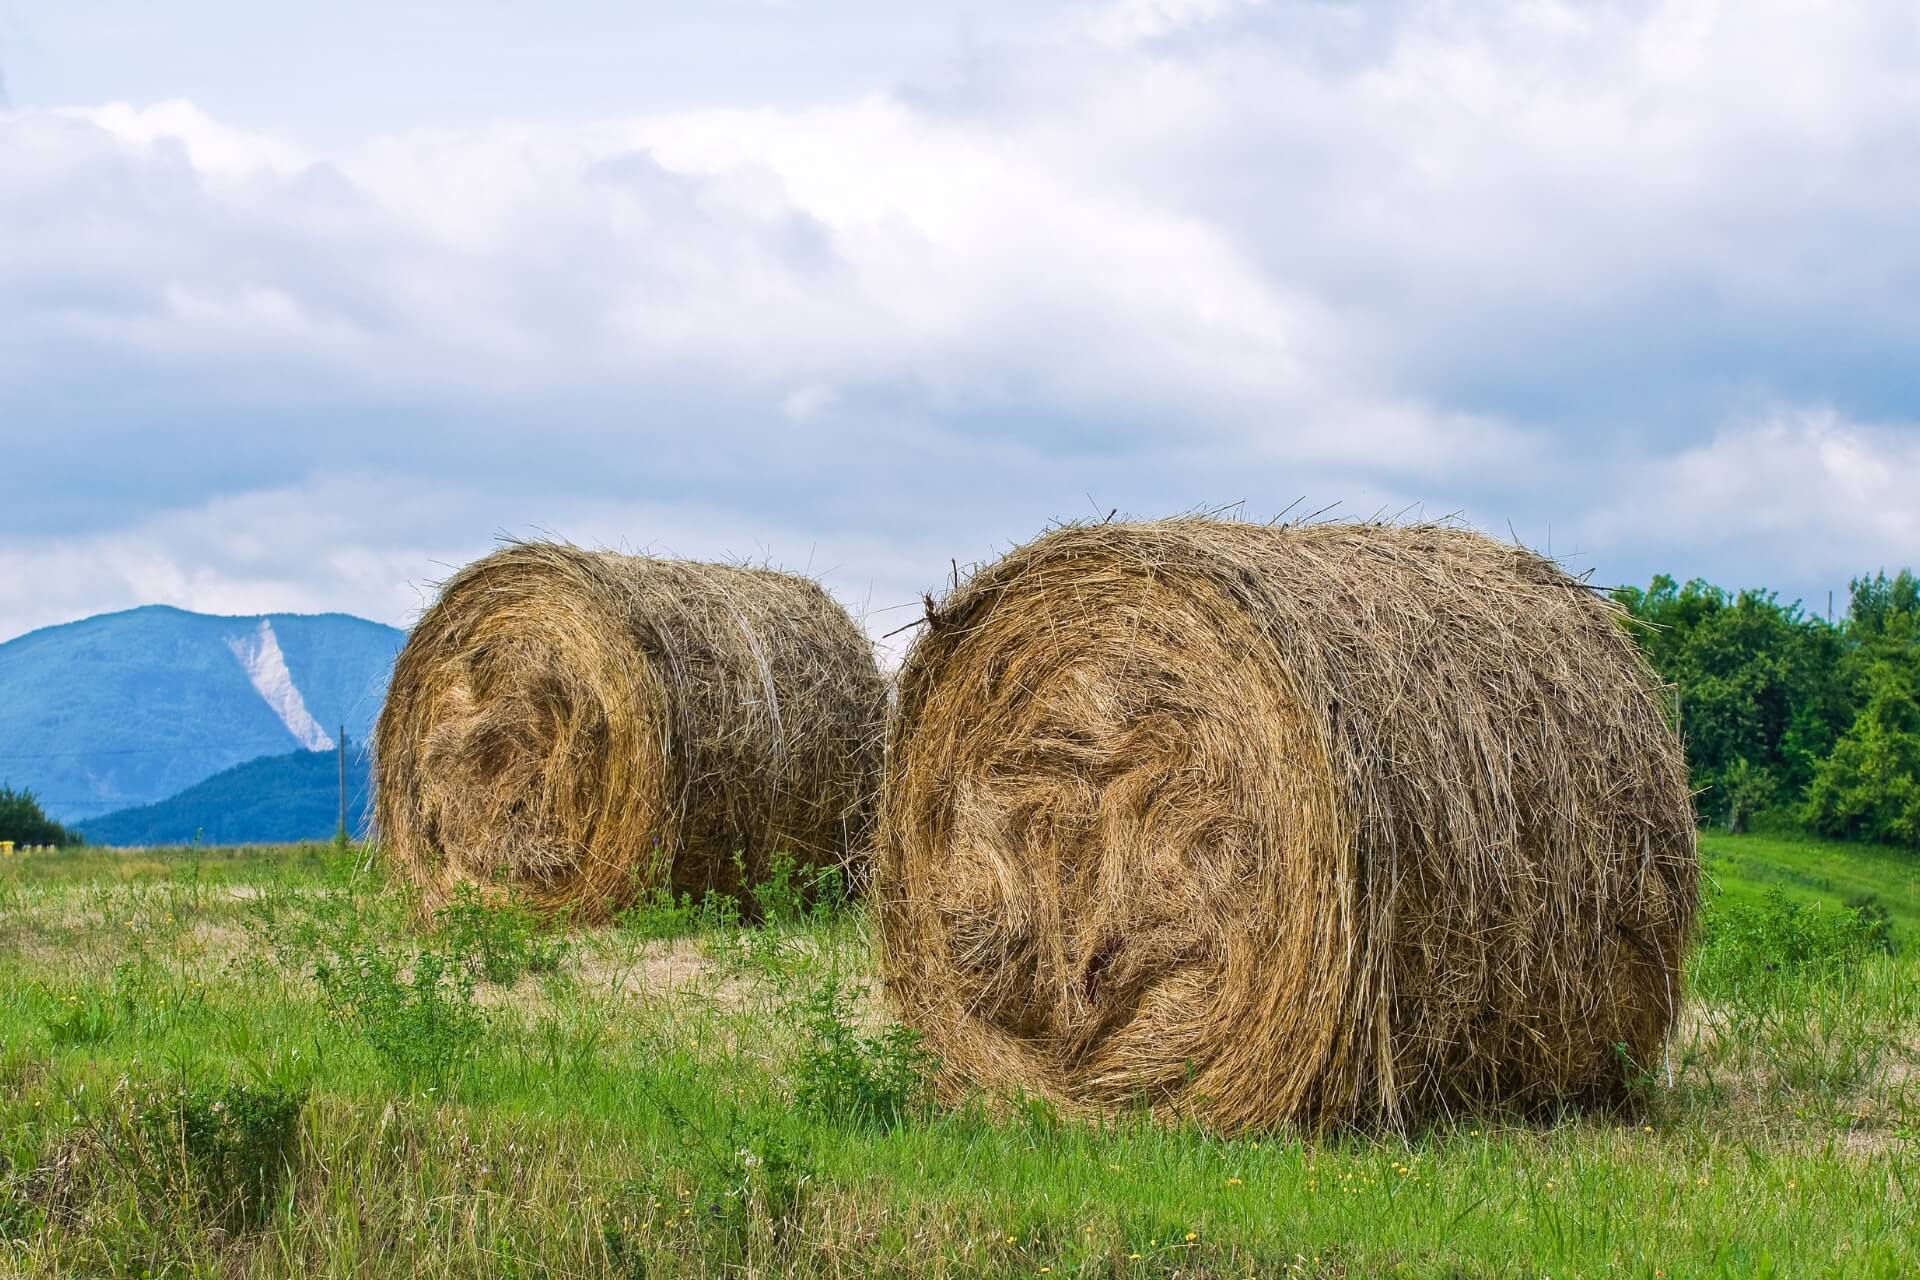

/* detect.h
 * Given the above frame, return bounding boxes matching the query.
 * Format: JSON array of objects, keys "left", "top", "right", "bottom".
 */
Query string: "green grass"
[
  {"left": 1700, "top": 828, "right": 1920, "bottom": 935},
  {"left": 0, "top": 837, "right": 1914, "bottom": 1278}
]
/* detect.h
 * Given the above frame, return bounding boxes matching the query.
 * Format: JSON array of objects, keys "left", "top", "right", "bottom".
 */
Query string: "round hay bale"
[
  {"left": 375, "top": 541, "right": 887, "bottom": 921},
  {"left": 878, "top": 518, "right": 1697, "bottom": 1133}
]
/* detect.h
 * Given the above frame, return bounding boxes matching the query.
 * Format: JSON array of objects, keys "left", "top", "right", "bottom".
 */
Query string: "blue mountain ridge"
[
  {"left": 79, "top": 745, "right": 374, "bottom": 847},
  {"left": 0, "top": 605, "right": 405, "bottom": 823}
]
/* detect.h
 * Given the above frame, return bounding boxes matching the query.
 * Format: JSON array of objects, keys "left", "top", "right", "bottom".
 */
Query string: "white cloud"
[
  {"left": 81, "top": 99, "right": 312, "bottom": 179},
  {"left": 0, "top": 469, "right": 960, "bottom": 660},
  {"left": 1083, "top": 0, "right": 1258, "bottom": 46},
  {"left": 2, "top": 0, "right": 1918, "bottom": 642},
  {"left": 1585, "top": 409, "right": 1920, "bottom": 586},
  {"left": 0, "top": 80, "right": 1515, "bottom": 462}
]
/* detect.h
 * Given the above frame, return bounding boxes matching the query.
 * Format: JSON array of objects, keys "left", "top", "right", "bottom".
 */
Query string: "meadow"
[{"left": 0, "top": 832, "right": 1914, "bottom": 1278}]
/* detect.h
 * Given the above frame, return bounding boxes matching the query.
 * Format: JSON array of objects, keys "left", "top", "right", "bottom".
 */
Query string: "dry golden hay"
[
  {"left": 375, "top": 541, "right": 887, "bottom": 922},
  {"left": 877, "top": 517, "right": 1697, "bottom": 1134}
]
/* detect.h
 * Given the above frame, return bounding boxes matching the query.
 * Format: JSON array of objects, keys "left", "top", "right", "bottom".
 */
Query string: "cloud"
[
  {"left": 0, "top": 470, "right": 966, "bottom": 660},
  {"left": 2, "top": 1, "right": 1917, "bottom": 643},
  {"left": 1583, "top": 408, "right": 1920, "bottom": 592},
  {"left": 1083, "top": 0, "right": 1259, "bottom": 46}
]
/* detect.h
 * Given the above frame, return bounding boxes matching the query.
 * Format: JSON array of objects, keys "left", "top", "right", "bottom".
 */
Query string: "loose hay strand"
[
  {"left": 375, "top": 541, "right": 888, "bottom": 922},
  {"left": 877, "top": 517, "right": 1698, "bottom": 1133}
]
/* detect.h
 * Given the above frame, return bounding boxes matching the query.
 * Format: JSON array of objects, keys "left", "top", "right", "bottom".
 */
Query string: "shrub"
[
  {"left": 433, "top": 884, "right": 571, "bottom": 984},
  {"left": 787, "top": 975, "right": 937, "bottom": 1129},
  {"left": 125, "top": 1082, "right": 305, "bottom": 1233},
  {"left": 753, "top": 851, "right": 847, "bottom": 925},
  {"left": 1842, "top": 893, "right": 1896, "bottom": 953},
  {"left": 1719, "top": 758, "right": 1778, "bottom": 834},
  {"left": 43, "top": 988, "right": 117, "bottom": 1047},
  {"left": 311, "top": 943, "right": 486, "bottom": 1087},
  {"left": 1693, "top": 888, "right": 1888, "bottom": 1000},
  {"left": 615, "top": 885, "right": 742, "bottom": 942}
]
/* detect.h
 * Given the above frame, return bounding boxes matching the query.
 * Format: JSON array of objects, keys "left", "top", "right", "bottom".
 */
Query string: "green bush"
[
  {"left": 615, "top": 885, "right": 743, "bottom": 941},
  {"left": 311, "top": 943, "right": 486, "bottom": 1087},
  {"left": 432, "top": 884, "right": 570, "bottom": 984},
  {"left": 615, "top": 852, "right": 847, "bottom": 943},
  {"left": 753, "top": 852, "right": 848, "bottom": 925},
  {"left": 1718, "top": 758, "right": 1779, "bottom": 834},
  {"left": 786, "top": 975, "right": 938, "bottom": 1129},
  {"left": 0, "top": 785, "right": 76, "bottom": 847},
  {"left": 1693, "top": 888, "right": 1889, "bottom": 1000},
  {"left": 130, "top": 1082, "right": 304, "bottom": 1232}
]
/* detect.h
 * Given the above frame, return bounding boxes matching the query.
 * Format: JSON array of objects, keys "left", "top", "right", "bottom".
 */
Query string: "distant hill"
[
  {"left": 79, "top": 745, "right": 374, "bottom": 847},
  {"left": 0, "top": 606, "right": 405, "bottom": 823}
]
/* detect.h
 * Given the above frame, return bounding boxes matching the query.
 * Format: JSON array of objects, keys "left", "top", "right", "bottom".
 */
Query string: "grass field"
[
  {"left": 1, "top": 834, "right": 1915, "bottom": 1278},
  {"left": 1700, "top": 829, "right": 1920, "bottom": 930}
]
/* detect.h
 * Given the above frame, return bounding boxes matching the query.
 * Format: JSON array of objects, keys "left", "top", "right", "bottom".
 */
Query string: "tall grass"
[{"left": 0, "top": 839, "right": 1914, "bottom": 1277}]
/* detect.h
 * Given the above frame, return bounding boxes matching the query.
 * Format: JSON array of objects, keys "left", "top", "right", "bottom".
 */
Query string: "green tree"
[
  {"left": 1841, "top": 569, "right": 1920, "bottom": 646},
  {"left": 1614, "top": 576, "right": 1850, "bottom": 828},
  {"left": 1801, "top": 571, "right": 1920, "bottom": 847},
  {"left": 1801, "top": 657, "right": 1920, "bottom": 845},
  {"left": 0, "top": 784, "right": 78, "bottom": 846}
]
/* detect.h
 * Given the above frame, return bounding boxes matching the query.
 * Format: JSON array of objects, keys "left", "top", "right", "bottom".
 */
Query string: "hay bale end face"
[
  {"left": 878, "top": 518, "right": 1697, "bottom": 1133},
  {"left": 376, "top": 542, "right": 887, "bottom": 921}
]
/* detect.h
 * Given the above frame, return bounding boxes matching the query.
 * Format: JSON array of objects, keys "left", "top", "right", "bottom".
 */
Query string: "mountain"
[
  {"left": 79, "top": 746, "right": 373, "bottom": 847},
  {"left": 0, "top": 606, "right": 405, "bottom": 823}
]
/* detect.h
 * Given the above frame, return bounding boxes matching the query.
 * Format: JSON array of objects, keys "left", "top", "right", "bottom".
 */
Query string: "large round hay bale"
[
  {"left": 878, "top": 518, "right": 1697, "bottom": 1133},
  {"left": 375, "top": 542, "right": 887, "bottom": 921}
]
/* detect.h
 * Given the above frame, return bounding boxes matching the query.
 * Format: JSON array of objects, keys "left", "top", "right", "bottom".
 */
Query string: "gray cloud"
[{"left": 2, "top": 0, "right": 1917, "bottom": 644}]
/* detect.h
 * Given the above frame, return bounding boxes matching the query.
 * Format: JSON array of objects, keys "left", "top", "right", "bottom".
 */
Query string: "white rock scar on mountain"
[{"left": 226, "top": 618, "right": 335, "bottom": 751}]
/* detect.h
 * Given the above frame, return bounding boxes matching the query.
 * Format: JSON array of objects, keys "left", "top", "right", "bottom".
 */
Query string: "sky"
[{"left": 2, "top": 0, "right": 1917, "bottom": 647}]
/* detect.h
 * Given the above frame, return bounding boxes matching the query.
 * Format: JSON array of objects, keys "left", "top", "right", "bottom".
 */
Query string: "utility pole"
[{"left": 337, "top": 723, "right": 348, "bottom": 846}]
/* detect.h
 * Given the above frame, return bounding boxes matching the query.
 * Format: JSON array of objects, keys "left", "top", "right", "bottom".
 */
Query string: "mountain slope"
[
  {"left": 0, "top": 606, "right": 404, "bottom": 823},
  {"left": 79, "top": 746, "right": 373, "bottom": 847}
]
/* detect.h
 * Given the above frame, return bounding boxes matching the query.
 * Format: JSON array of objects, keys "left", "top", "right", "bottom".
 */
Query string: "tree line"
[{"left": 1614, "top": 569, "right": 1919, "bottom": 847}]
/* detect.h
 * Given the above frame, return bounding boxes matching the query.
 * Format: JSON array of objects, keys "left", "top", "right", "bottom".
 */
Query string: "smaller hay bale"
[
  {"left": 877, "top": 517, "right": 1698, "bottom": 1133},
  {"left": 375, "top": 541, "right": 887, "bottom": 921}
]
